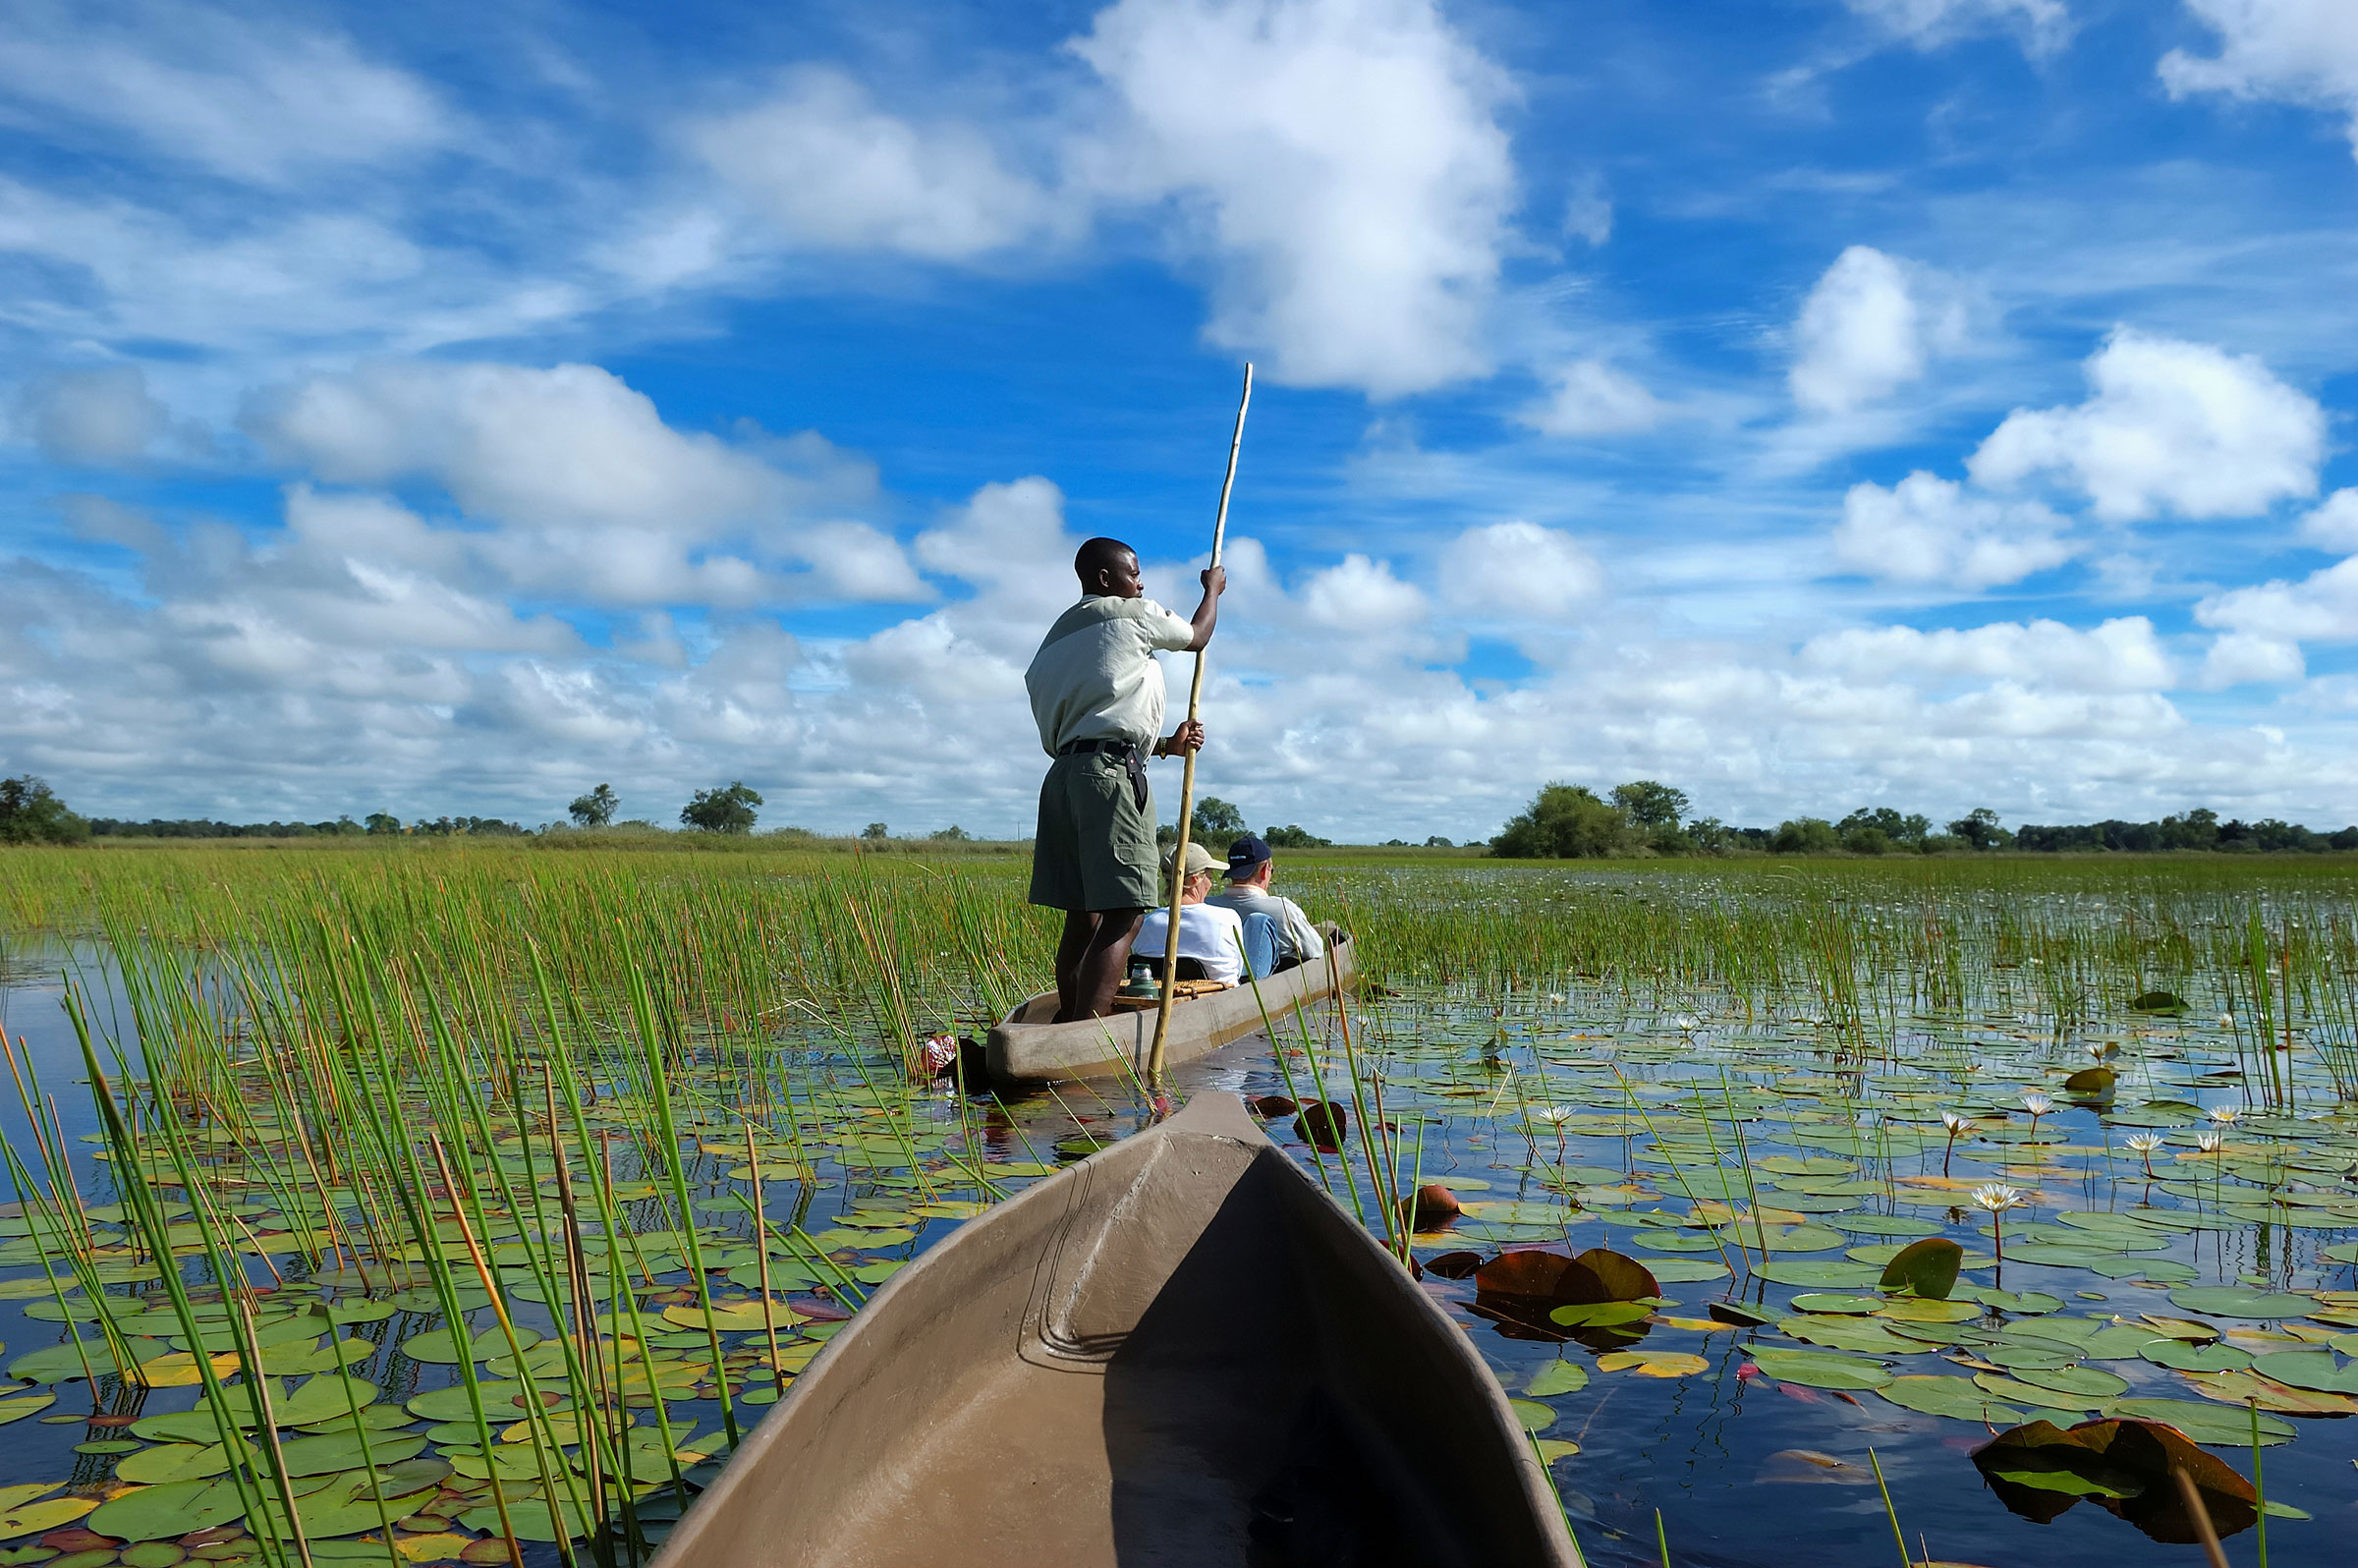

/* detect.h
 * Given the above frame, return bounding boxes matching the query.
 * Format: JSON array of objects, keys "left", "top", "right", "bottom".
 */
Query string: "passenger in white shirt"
[{"left": 1134, "top": 841, "right": 1246, "bottom": 986}]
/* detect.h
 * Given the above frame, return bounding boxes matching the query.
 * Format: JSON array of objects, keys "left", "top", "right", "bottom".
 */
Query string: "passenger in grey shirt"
[{"left": 1207, "top": 834, "right": 1325, "bottom": 970}]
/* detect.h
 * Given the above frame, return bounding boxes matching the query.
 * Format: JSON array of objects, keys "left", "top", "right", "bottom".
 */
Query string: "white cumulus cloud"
[
  {"left": 1298, "top": 553, "right": 1429, "bottom": 630},
  {"left": 2300, "top": 488, "right": 2358, "bottom": 551},
  {"left": 690, "top": 69, "right": 1065, "bottom": 259},
  {"left": 2197, "top": 554, "right": 2358, "bottom": 642},
  {"left": 1519, "top": 361, "right": 1663, "bottom": 436},
  {"left": 2162, "top": 0, "right": 2358, "bottom": 160},
  {"left": 1790, "top": 246, "right": 1966, "bottom": 415},
  {"left": 1438, "top": 522, "right": 1604, "bottom": 617},
  {"left": 2200, "top": 631, "right": 2305, "bottom": 687},
  {"left": 1803, "top": 616, "right": 2173, "bottom": 693},
  {"left": 1071, "top": 0, "right": 1517, "bottom": 397},
  {"left": 12, "top": 366, "right": 170, "bottom": 466},
  {"left": 245, "top": 362, "right": 780, "bottom": 532},
  {"left": 1832, "top": 471, "right": 2074, "bottom": 588},
  {"left": 1968, "top": 329, "right": 2324, "bottom": 521}
]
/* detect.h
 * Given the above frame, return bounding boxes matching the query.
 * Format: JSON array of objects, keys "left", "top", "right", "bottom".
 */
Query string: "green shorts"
[{"left": 1029, "top": 751, "right": 1159, "bottom": 913}]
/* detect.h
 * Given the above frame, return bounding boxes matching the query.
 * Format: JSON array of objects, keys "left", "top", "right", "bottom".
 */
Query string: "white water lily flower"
[
  {"left": 1971, "top": 1183, "right": 2024, "bottom": 1212},
  {"left": 2219, "top": 1013, "right": 2235, "bottom": 1028},
  {"left": 2196, "top": 1132, "right": 2224, "bottom": 1154},
  {"left": 1941, "top": 1112, "right": 1971, "bottom": 1134},
  {"left": 2123, "top": 1134, "right": 2164, "bottom": 1153},
  {"left": 2206, "top": 1105, "right": 2240, "bottom": 1127},
  {"left": 1529, "top": 1105, "right": 1577, "bottom": 1124}
]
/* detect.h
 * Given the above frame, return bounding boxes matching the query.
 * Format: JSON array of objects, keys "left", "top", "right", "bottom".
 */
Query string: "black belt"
[{"left": 1058, "top": 737, "right": 1150, "bottom": 810}]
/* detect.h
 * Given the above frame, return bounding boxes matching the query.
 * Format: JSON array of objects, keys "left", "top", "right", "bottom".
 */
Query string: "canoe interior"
[{"left": 656, "top": 1094, "right": 1570, "bottom": 1568}]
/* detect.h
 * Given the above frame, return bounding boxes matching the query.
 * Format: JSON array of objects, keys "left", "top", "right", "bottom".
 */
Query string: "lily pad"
[
  {"left": 1877, "top": 1374, "right": 2024, "bottom": 1424},
  {"left": 86, "top": 1479, "right": 246, "bottom": 1541},
  {"left": 1748, "top": 1346, "right": 1891, "bottom": 1389},
  {"left": 2166, "top": 1287, "right": 2314, "bottom": 1319},
  {"left": 2106, "top": 1398, "right": 2295, "bottom": 1447},
  {"left": 1879, "top": 1237, "right": 1963, "bottom": 1300},
  {"left": 2249, "top": 1349, "right": 2358, "bottom": 1394},
  {"left": 1595, "top": 1350, "right": 1708, "bottom": 1377},
  {"left": 1526, "top": 1361, "right": 1591, "bottom": 1397},
  {"left": 2140, "top": 1340, "right": 2252, "bottom": 1373},
  {"left": 0, "top": 1487, "right": 97, "bottom": 1543},
  {"left": 1636, "top": 1259, "right": 1728, "bottom": 1283}
]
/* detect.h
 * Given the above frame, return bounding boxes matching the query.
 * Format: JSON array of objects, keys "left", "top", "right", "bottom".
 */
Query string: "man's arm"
[{"left": 1183, "top": 564, "right": 1227, "bottom": 653}]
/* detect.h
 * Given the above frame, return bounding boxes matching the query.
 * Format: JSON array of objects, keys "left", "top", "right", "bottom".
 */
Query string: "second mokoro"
[
  {"left": 650, "top": 1091, "right": 1582, "bottom": 1568},
  {"left": 985, "top": 926, "right": 1357, "bottom": 1085}
]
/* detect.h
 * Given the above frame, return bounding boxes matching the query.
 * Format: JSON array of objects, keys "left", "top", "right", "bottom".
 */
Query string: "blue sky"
[{"left": 3, "top": 0, "right": 2355, "bottom": 840}]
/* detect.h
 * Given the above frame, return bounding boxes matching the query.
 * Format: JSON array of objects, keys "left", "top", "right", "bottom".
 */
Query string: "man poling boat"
[{"left": 993, "top": 366, "right": 1354, "bottom": 1088}]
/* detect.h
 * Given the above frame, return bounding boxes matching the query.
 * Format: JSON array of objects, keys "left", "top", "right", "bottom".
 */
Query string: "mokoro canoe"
[
  {"left": 651, "top": 1092, "right": 1581, "bottom": 1568},
  {"left": 985, "top": 926, "right": 1356, "bottom": 1086}
]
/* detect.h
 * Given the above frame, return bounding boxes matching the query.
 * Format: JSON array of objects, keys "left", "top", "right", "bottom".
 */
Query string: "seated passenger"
[
  {"left": 1208, "top": 834, "right": 1326, "bottom": 971},
  {"left": 1133, "top": 842, "right": 1246, "bottom": 986}
]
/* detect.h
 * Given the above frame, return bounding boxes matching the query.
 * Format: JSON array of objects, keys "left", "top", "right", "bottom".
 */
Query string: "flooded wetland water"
[{"left": 0, "top": 846, "right": 2353, "bottom": 1567}]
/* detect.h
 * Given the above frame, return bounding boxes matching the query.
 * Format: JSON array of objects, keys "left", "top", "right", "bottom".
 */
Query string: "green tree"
[
  {"left": 1769, "top": 817, "right": 1840, "bottom": 855},
  {"left": 682, "top": 782, "right": 763, "bottom": 834},
  {"left": 1946, "top": 807, "right": 2011, "bottom": 851},
  {"left": 0, "top": 776, "right": 89, "bottom": 845},
  {"left": 1611, "top": 780, "right": 1690, "bottom": 830},
  {"left": 861, "top": 822, "right": 890, "bottom": 841},
  {"left": 928, "top": 825, "right": 971, "bottom": 841},
  {"left": 1191, "top": 796, "right": 1248, "bottom": 846},
  {"left": 1491, "top": 784, "right": 1628, "bottom": 859},
  {"left": 1424, "top": 835, "right": 1454, "bottom": 848},
  {"left": 1263, "top": 823, "right": 1331, "bottom": 848},
  {"left": 569, "top": 783, "right": 618, "bottom": 828},
  {"left": 1839, "top": 807, "right": 1930, "bottom": 851}
]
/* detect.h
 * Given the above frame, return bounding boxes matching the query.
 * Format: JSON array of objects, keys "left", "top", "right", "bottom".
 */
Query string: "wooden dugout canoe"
[
  {"left": 651, "top": 1092, "right": 1582, "bottom": 1568},
  {"left": 985, "top": 927, "right": 1357, "bottom": 1086}
]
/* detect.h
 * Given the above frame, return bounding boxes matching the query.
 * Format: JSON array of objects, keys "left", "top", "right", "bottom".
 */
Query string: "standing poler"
[{"left": 1025, "top": 536, "right": 1226, "bottom": 1022}]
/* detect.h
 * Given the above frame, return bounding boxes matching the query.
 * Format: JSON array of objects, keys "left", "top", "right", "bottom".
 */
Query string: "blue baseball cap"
[{"left": 1224, "top": 834, "right": 1272, "bottom": 877}]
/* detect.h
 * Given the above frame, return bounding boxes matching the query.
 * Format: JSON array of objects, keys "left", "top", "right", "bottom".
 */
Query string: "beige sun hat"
[{"left": 1161, "top": 841, "right": 1222, "bottom": 879}]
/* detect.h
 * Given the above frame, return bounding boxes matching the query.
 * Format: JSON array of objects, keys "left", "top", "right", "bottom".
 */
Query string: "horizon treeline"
[{"left": 1489, "top": 782, "right": 2358, "bottom": 859}]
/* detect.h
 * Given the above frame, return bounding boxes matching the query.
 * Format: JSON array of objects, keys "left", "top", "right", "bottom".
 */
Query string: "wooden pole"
[{"left": 1149, "top": 363, "right": 1253, "bottom": 1089}]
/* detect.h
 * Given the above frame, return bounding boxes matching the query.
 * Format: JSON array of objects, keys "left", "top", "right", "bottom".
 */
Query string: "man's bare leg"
[{"left": 1053, "top": 908, "right": 1144, "bottom": 1023}]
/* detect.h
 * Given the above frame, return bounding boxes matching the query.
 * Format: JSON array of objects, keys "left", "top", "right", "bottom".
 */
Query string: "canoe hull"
[
  {"left": 651, "top": 1092, "right": 1579, "bottom": 1568},
  {"left": 986, "top": 928, "right": 1355, "bottom": 1086}
]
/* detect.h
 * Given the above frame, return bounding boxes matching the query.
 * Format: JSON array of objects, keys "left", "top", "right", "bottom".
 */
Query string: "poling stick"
[{"left": 1149, "top": 363, "right": 1253, "bottom": 1089}]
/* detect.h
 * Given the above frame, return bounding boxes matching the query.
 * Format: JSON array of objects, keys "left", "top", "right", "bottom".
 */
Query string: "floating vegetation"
[{"left": 0, "top": 846, "right": 2351, "bottom": 1564}]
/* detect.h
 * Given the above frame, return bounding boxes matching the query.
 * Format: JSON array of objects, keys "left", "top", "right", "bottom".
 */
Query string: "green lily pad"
[
  {"left": 1636, "top": 1259, "right": 1728, "bottom": 1283},
  {"left": 2009, "top": 1363, "right": 2129, "bottom": 1400},
  {"left": 86, "top": 1478, "right": 246, "bottom": 1541},
  {"left": 1748, "top": 1346, "right": 1891, "bottom": 1390},
  {"left": 9, "top": 1338, "right": 167, "bottom": 1383},
  {"left": 0, "top": 1395, "right": 55, "bottom": 1426},
  {"left": 1778, "top": 1316, "right": 1923, "bottom": 1355},
  {"left": 1827, "top": 1215, "right": 1939, "bottom": 1238},
  {"left": 1879, "top": 1238, "right": 1963, "bottom": 1300},
  {"left": 2166, "top": 1287, "right": 2314, "bottom": 1319},
  {"left": 1958, "top": 1287, "right": 2063, "bottom": 1315},
  {"left": 1982, "top": 1342, "right": 2081, "bottom": 1371},
  {"left": 2249, "top": 1350, "right": 2358, "bottom": 1394},
  {"left": 116, "top": 1442, "right": 241, "bottom": 1484},
  {"left": 1877, "top": 1374, "right": 2024, "bottom": 1424},
  {"left": 1790, "top": 1294, "right": 1881, "bottom": 1315},
  {"left": 2142, "top": 1340, "right": 2253, "bottom": 1373},
  {"left": 1508, "top": 1398, "right": 1555, "bottom": 1432},
  {"left": 2107, "top": 1398, "right": 2296, "bottom": 1447},
  {"left": 1526, "top": 1361, "right": 1591, "bottom": 1397},
  {"left": 400, "top": 1325, "right": 536, "bottom": 1366},
  {"left": 1970, "top": 1373, "right": 2101, "bottom": 1416}
]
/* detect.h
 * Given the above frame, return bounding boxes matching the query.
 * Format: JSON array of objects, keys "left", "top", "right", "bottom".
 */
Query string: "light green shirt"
[{"left": 1026, "top": 595, "right": 1195, "bottom": 755}]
